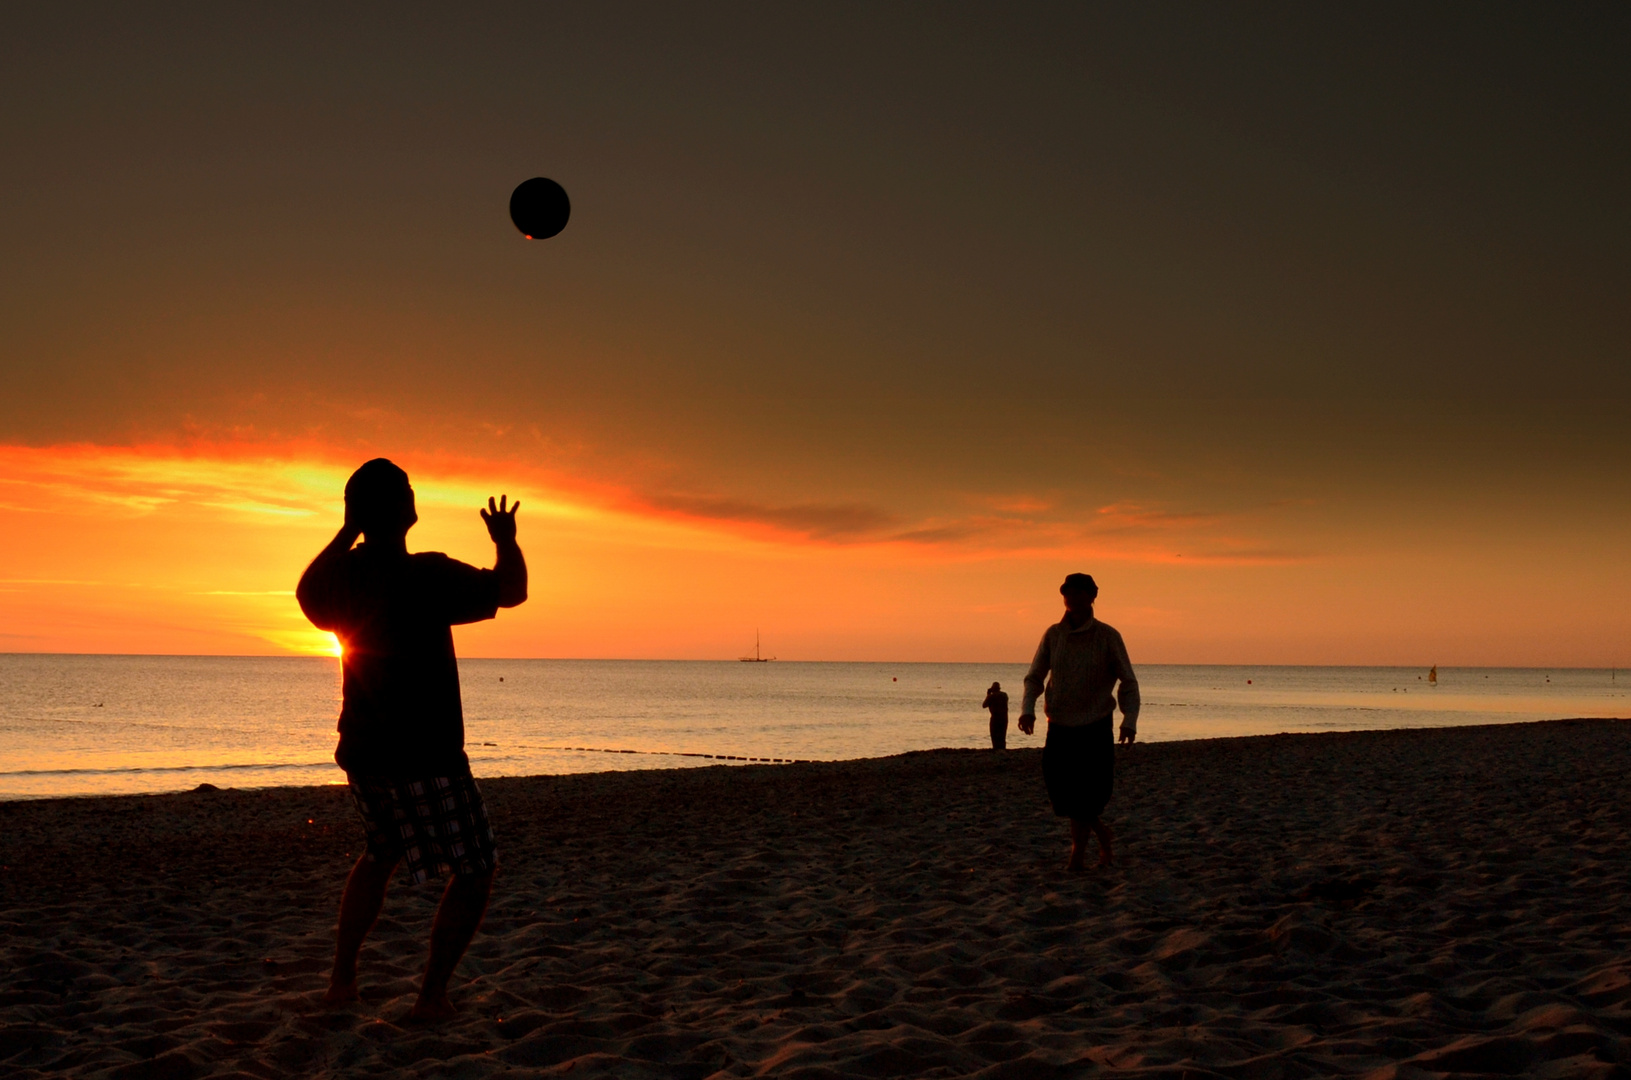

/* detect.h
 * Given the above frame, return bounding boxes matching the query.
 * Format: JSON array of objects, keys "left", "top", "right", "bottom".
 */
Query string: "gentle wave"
[
  {"left": 496, "top": 744, "right": 808, "bottom": 763},
  {"left": 0, "top": 745, "right": 809, "bottom": 780},
  {"left": 0, "top": 760, "right": 334, "bottom": 778}
]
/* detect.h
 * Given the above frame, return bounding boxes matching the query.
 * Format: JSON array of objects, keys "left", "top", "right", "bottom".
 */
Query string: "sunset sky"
[{"left": 2, "top": 5, "right": 1627, "bottom": 664}]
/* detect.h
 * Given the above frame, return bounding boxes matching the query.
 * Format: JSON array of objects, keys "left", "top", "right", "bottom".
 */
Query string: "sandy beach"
[{"left": 3, "top": 718, "right": 1628, "bottom": 1079}]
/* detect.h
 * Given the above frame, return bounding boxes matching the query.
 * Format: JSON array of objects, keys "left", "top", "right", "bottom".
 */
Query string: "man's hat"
[{"left": 1060, "top": 572, "right": 1098, "bottom": 598}]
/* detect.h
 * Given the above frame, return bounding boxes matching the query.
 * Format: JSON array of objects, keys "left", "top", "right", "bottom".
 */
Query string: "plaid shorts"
[{"left": 347, "top": 771, "right": 498, "bottom": 885}]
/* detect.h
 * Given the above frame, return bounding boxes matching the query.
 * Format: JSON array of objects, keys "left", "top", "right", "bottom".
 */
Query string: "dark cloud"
[
  {"left": 886, "top": 521, "right": 997, "bottom": 546},
  {"left": 640, "top": 493, "right": 898, "bottom": 542}
]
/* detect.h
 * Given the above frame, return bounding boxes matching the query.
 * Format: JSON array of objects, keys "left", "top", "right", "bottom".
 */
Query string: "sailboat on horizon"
[{"left": 739, "top": 631, "right": 774, "bottom": 662}]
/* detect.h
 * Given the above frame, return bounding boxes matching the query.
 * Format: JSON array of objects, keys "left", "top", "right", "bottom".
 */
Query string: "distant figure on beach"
[
  {"left": 296, "top": 458, "right": 527, "bottom": 1020},
  {"left": 1018, "top": 573, "right": 1139, "bottom": 871},
  {"left": 982, "top": 681, "right": 1009, "bottom": 750}
]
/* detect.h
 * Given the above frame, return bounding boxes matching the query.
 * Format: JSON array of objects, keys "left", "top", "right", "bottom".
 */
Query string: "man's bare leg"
[
  {"left": 325, "top": 854, "right": 399, "bottom": 1005},
  {"left": 1067, "top": 818, "right": 1090, "bottom": 872},
  {"left": 1091, "top": 818, "right": 1114, "bottom": 867},
  {"left": 409, "top": 869, "right": 495, "bottom": 1021}
]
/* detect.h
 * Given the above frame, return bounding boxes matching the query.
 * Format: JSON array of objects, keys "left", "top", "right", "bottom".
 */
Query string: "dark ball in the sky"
[{"left": 509, "top": 177, "right": 570, "bottom": 239}]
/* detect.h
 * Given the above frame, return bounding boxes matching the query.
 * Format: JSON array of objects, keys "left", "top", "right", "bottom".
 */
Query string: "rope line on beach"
[{"left": 498, "top": 743, "right": 813, "bottom": 764}]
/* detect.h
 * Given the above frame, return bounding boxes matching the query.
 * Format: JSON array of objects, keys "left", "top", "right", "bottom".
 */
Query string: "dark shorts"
[
  {"left": 1042, "top": 717, "right": 1115, "bottom": 821},
  {"left": 347, "top": 770, "right": 498, "bottom": 885}
]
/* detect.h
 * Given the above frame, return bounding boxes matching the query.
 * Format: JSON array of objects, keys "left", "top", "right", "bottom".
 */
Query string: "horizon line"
[{"left": 0, "top": 651, "right": 1622, "bottom": 672}]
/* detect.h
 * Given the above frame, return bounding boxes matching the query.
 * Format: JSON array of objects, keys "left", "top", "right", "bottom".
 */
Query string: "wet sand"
[{"left": 3, "top": 718, "right": 1629, "bottom": 1079}]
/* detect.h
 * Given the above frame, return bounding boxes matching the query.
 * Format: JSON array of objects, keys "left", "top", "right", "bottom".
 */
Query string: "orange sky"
[
  {"left": 1, "top": 439, "right": 1624, "bottom": 665},
  {"left": 1, "top": 8, "right": 1627, "bottom": 665}
]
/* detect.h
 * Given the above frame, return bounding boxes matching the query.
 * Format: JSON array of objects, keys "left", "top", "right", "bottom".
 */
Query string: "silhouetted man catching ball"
[
  {"left": 1018, "top": 573, "right": 1139, "bottom": 871},
  {"left": 297, "top": 458, "right": 527, "bottom": 1020}
]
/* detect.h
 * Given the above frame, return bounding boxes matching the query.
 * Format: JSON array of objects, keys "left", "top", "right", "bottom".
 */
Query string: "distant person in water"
[
  {"left": 982, "top": 681, "right": 1009, "bottom": 750},
  {"left": 1018, "top": 573, "right": 1139, "bottom": 871},
  {"left": 296, "top": 458, "right": 528, "bottom": 1021}
]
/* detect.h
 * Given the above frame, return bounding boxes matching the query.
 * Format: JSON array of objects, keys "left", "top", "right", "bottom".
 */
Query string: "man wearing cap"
[
  {"left": 1017, "top": 573, "right": 1140, "bottom": 871},
  {"left": 296, "top": 458, "right": 527, "bottom": 1020}
]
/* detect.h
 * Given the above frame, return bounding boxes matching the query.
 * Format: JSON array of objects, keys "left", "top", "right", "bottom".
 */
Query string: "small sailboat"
[
  {"left": 1428, "top": 665, "right": 1438, "bottom": 686},
  {"left": 738, "top": 631, "right": 774, "bottom": 662}
]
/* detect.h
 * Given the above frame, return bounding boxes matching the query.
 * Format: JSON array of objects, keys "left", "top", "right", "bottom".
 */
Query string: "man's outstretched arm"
[{"left": 481, "top": 495, "right": 528, "bottom": 608}]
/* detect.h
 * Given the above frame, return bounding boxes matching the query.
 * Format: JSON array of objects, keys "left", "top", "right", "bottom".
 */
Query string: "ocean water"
[{"left": 0, "top": 655, "right": 1625, "bottom": 800}]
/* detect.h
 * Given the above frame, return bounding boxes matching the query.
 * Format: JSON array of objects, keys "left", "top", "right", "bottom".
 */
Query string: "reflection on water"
[{"left": 0, "top": 655, "right": 1625, "bottom": 799}]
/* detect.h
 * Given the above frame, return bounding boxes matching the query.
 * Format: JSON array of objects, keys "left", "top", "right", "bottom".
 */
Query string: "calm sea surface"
[{"left": 1, "top": 655, "right": 1626, "bottom": 799}]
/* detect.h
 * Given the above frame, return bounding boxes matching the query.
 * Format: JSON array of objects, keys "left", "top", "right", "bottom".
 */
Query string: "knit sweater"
[{"left": 1021, "top": 616, "right": 1140, "bottom": 737}]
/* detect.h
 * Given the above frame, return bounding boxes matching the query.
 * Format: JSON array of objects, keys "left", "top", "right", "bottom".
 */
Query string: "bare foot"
[
  {"left": 1097, "top": 822, "right": 1115, "bottom": 867},
  {"left": 1066, "top": 846, "right": 1088, "bottom": 873},
  {"left": 408, "top": 994, "right": 459, "bottom": 1023},
  {"left": 320, "top": 981, "right": 359, "bottom": 1008}
]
